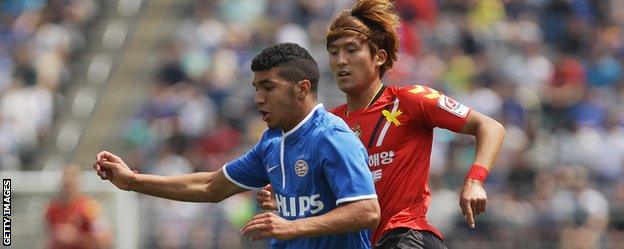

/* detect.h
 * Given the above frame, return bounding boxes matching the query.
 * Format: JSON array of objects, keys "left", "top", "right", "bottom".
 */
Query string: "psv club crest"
[{"left": 295, "top": 159, "right": 309, "bottom": 177}]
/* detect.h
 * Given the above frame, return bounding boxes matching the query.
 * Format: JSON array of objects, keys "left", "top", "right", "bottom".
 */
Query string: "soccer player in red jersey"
[
  {"left": 45, "top": 165, "right": 113, "bottom": 249},
  {"left": 259, "top": 0, "right": 505, "bottom": 248}
]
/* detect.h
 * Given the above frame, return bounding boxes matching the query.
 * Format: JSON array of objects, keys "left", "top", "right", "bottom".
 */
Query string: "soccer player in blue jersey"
[{"left": 92, "top": 43, "right": 380, "bottom": 249}]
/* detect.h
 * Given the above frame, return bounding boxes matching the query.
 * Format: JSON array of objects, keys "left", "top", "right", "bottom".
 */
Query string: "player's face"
[
  {"left": 328, "top": 36, "right": 379, "bottom": 94},
  {"left": 252, "top": 67, "right": 298, "bottom": 130}
]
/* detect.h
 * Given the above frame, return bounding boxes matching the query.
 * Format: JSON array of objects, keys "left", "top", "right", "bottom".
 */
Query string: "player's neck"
[
  {"left": 346, "top": 79, "right": 383, "bottom": 114},
  {"left": 282, "top": 99, "right": 318, "bottom": 133}
]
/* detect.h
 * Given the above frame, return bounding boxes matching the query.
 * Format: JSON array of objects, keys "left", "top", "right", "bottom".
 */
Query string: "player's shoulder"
[
  {"left": 329, "top": 103, "right": 347, "bottom": 117},
  {"left": 256, "top": 128, "right": 281, "bottom": 149},
  {"left": 389, "top": 84, "right": 442, "bottom": 101},
  {"left": 317, "top": 109, "right": 351, "bottom": 132},
  {"left": 312, "top": 110, "right": 353, "bottom": 139},
  {"left": 260, "top": 127, "right": 280, "bottom": 139}
]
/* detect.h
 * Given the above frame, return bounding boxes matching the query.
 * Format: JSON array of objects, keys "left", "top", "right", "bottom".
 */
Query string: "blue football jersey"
[{"left": 224, "top": 104, "right": 377, "bottom": 249}]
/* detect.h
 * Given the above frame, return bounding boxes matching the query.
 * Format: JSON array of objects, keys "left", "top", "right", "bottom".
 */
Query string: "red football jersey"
[
  {"left": 45, "top": 196, "right": 104, "bottom": 249},
  {"left": 331, "top": 85, "right": 470, "bottom": 243}
]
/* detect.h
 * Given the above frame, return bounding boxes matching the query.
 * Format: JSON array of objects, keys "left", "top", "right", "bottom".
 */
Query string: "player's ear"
[
  {"left": 374, "top": 49, "right": 387, "bottom": 67},
  {"left": 294, "top": 79, "right": 311, "bottom": 99}
]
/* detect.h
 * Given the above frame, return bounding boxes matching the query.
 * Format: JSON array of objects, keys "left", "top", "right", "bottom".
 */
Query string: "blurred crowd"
[
  {"left": 0, "top": 0, "right": 98, "bottom": 170},
  {"left": 3, "top": 0, "right": 624, "bottom": 248}
]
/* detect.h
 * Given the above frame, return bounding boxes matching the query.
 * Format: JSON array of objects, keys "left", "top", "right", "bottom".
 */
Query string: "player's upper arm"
[
  {"left": 459, "top": 108, "right": 505, "bottom": 135},
  {"left": 221, "top": 138, "right": 271, "bottom": 190},
  {"left": 397, "top": 85, "right": 470, "bottom": 132},
  {"left": 205, "top": 169, "right": 248, "bottom": 202},
  {"left": 319, "top": 127, "right": 377, "bottom": 204}
]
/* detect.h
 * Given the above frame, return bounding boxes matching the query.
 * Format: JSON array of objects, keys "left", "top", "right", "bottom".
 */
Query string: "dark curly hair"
[{"left": 251, "top": 43, "right": 319, "bottom": 95}]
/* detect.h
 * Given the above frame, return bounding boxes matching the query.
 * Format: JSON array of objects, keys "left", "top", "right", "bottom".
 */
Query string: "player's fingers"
[
  {"left": 241, "top": 223, "right": 266, "bottom": 235},
  {"left": 260, "top": 201, "right": 276, "bottom": 210},
  {"left": 258, "top": 189, "right": 272, "bottom": 198},
  {"left": 464, "top": 204, "right": 475, "bottom": 229},
  {"left": 250, "top": 231, "right": 272, "bottom": 241},
  {"left": 459, "top": 198, "right": 468, "bottom": 216},
  {"left": 241, "top": 220, "right": 270, "bottom": 235},
  {"left": 476, "top": 199, "right": 486, "bottom": 215},
  {"left": 96, "top": 151, "right": 110, "bottom": 161},
  {"left": 92, "top": 161, "right": 100, "bottom": 171},
  {"left": 97, "top": 170, "right": 108, "bottom": 180},
  {"left": 257, "top": 192, "right": 276, "bottom": 209},
  {"left": 240, "top": 213, "right": 271, "bottom": 233},
  {"left": 251, "top": 211, "right": 272, "bottom": 220},
  {"left": 472, "top": 200, "right": 483, "bottom": 216},
  {"left": 481, "top": 198, "right": 487, "bottom": 213},
  {"left": 98, "top": 160, "right": 120, "bottom": 170},
  {"left": 470, "top": 200, "right": 479, "bottom": 216},
  {"left": 98, "top": 151, "right": 123, "bottom": 163}
]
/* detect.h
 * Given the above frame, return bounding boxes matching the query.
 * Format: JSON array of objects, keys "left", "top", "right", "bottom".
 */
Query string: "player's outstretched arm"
[
  {"left": 458, "top": 110, "right": 505, "bottom": 228},
  {"left": 241, "top": 198, "right": 379, "bottom": 240},
  {"left": 93, "top": 151, "right": 246, "bottom": 202}
]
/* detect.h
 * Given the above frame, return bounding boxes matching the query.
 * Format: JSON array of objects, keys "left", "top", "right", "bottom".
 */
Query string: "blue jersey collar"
[{"left": 282, "top": 103, "right": 324, "bottom": 139}]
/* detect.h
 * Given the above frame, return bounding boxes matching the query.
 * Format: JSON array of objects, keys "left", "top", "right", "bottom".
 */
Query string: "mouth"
[
  {"left": 337, "top": 70, "right": 351, "bottom": 79},
  {"left": 259, "top": 110, "right": 270, "bottom": 121}
]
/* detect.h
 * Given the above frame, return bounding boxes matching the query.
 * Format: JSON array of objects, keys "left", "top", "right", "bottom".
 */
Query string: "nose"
[
  {"left": 254, "top": 90, "right": 265, "bottom": 106},
  {"left": 336, "top": 50, "right": 348, "bottom": 66}
]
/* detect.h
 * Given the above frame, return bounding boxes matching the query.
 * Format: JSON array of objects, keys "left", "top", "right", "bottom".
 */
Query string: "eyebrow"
[
  {"left": 252, "top": 79, "right": 274, "bottom": 87},
  {"left": 328, "top": 40, "right": 361, "bottom": 49}
]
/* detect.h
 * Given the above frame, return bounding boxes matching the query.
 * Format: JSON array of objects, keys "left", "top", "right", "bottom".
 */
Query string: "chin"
[
  {"left": 337, "top": 81, "right": 355, "bottom": 93},
  {"left": 265, "top": 121, "right": 277, "bottom": 129},
  {"left": 337, "top": 82, "right": 362, "bottom": 95}
]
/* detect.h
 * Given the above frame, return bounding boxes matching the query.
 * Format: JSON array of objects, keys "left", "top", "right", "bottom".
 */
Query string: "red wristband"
[{"left": 465, "top": 164, "right": 489, "bottom": 183}]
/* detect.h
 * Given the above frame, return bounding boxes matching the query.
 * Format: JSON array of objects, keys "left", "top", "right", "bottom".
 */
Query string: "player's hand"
[
  {"left": 459, "top": 178, "right": 487, "bottom": 229},
  {"left": 92, "top": 151, "right": 134, "bottom": 191},
  {"left": 257, "top": 184, "right": 277, "bottom": 210},
  {"left": 240, "top": 212, "right": 298, "bottom": 241}
]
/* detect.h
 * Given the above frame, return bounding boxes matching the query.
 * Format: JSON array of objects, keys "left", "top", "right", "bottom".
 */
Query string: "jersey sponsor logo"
[
  {"left": 267, "top": 164, "right": 279, "bottom": 173},
  {"left": 437, "top": 95, "right": 469, "bottom": 117},
  {"left": 382, "top": 109, "right": 402, "bottom": 126},
  {"left": 369, "top": 151, "right": 395, "bottom": 167},
  {"left": 275, "top": 194, "right": 324, "bottom": 217},
  {"left": 294, "top": 159, "right": 308, "bottom": 177}
]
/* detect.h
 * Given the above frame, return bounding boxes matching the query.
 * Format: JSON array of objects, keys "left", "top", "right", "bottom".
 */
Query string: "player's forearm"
[
  {"left": 130, "top": 172, "right": 221, "bottom": 202},
  {"left": 472, "top": 116, "right": 505, "bottom": 170},
  {"left": 291, "top": 198, "right": 380, "bottom": 237},
  {"left": 461, "top": 111, "right": 505, "bottom": 170}
]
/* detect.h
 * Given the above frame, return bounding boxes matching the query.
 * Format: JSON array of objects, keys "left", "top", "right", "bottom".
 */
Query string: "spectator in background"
[
  {"left": 0, "top": 0, "right": 97, "bottom": 169},
  {"left": 45, "top": 164, "right": 113, "bottom": 249}
]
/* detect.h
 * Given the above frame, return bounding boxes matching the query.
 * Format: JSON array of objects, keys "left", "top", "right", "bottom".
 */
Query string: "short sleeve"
[
  {"left": 223, "top": 142, "right": 269, "bottom": 190},
  {"left": 397, "top": 85, "right": 470, "bottom": 132},
  {"left": 320, "top": 128, "right": 377, "bottom": 205}
]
